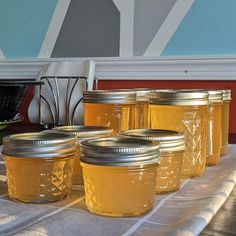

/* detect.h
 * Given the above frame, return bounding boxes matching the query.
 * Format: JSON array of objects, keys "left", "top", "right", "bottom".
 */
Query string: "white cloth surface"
[{"left": 0, "top": 145, "right": 236, "bottom": 236}]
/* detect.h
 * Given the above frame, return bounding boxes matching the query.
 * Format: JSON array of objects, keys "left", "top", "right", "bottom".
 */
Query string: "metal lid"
[
  {"left": 134, "top": 88, "right": 157, "bottom": 102},
  {"left": 83, "top": 89, "right": 136, "bottom": 104},
  {"left": 80, "top": 137, "right": 160, "bottom": 166},
  {"left": 2, "top": 132, "right": 77, "bottom": 158},
  {"left": 221, "top": 89, "right": 232, "bottom": 101},
  {"left": 149, "top": 90, "right": 209, "bottom": 106},
  {"left": 52, "top": 126, "right": 113, "bottom": 142},
  {"left": 207, "top": 90, "right": 223, "bottom": 103},
  {"left": 119, "top": 129, "right": 185, "bottom": 153}
]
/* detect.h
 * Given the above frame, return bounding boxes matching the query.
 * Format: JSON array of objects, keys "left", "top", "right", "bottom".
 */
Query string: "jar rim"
[{"left": 80, "top": 137, "right": 160, "bottom": 166}]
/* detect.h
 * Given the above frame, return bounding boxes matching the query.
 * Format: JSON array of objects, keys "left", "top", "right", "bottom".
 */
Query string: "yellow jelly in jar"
[
  {"left": 149, "top": 90, "right": 208, "bottom": 179},
  {"left": 80, "top": 137, "right": 160, "bottom": 217},
  {"left": 52, "top": 126, "right": 113, "bottom": 185},
  {"left": 221, "top": 89, "right": 232, "bottom": 156},
  {"left": 206, "top": 90, "right": 223, "bottom": 165},
  {"left": 119, "top": 129, "right": 185, "bottom": 194},
  {"left": 83, "top": 90, "right": 136, "bottom": 135},
  {"left": 2, "top": 132, "right": 77, "bottom": 203}
]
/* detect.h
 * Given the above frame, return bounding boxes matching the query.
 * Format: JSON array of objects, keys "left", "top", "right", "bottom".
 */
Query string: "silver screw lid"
[
  {"left": 149, "top": 90, "right": 209, "bottom": 106},
  {"left": 119, "top": 129, "right": 185, "bottom": 153},
  {"left": 83, "top": 89, "right": 136, "bottom": 104},
  {"left": 207, "top": 90, "right": 223, "bottom": 103},
  {"left": 221, "top": 89, "right": 232, "bottom": 101},
  {"left": 80, "top": 137, "right": 160, "bottom": 166},
  {"left": 2, "top": 132, "right": 77, "bottom": 158},
  {"left": 52, "top": 125, "right": 113, "bottom": 142}
]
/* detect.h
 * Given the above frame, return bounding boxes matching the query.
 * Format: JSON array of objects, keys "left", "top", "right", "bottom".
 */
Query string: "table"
[{"left": 0, "top": 143, "right": 236, "bottom": 236}]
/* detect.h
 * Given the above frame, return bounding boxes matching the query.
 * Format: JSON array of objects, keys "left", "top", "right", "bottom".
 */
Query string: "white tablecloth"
[{"left": 0, "top": 145, "right": 236, "bottom": 236}]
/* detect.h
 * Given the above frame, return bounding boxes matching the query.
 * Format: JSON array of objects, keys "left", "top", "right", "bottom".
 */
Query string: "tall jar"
[
  {"left": 83, "top": 90, "right": 136, "bottom": 135},
  {"left": 80, "top": 137, "right": 160, "bottom": 217},
  {"left": 134, "top": 89, "right": 156, "bottom": 129},
  {"left": 119, "top": 129, "right": 185, "bottom": 194},
  {"left": 206, "top": 90, "right": 223, "bottom": 165},
  {"left": 221, "top": 89, "right": 232, "bottom": 156},
  {"left": 2, "top": 132, "right": 77, "bottom": 203},
  {"left": 149, "top": 90, "right": 208, "bottom": 179},
  {"left": 53, "top": 126, "right": 113, "bottom": 185}
]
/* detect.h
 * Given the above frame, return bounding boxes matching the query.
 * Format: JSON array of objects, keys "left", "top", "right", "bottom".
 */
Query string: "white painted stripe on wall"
[
  {"left": 0, "top": 48, "right": 5, "bottom": 59},
  {"left": 38, "top": 0, "right": 71, "bottom": 58},
  {"left": 144, "top": 0, "right": 195, "bottom": 56},
  {"left": 113, "top": 0, "right": 134, "bottom": 57}
]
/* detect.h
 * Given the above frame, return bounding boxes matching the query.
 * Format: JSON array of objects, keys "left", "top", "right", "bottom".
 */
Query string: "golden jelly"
[
  {"left": 149, "top": 90, "right": 208, "bottom": 179},
  {"left": 83, "top": 90, "right": 136, "bottom": 135},
  {"left": 221, "top": 89, "right": 232, "bottom": 156},
  {"left": 53, "top": 126, "right": 113, "bottom": 185},
  {"left": 80, "top": 137, "right": 160, "bottom": 217},
  {"left": 119, "top": 129, "right": 185, "bottom": 194},
  {"left": 2, "top": 132, "right": 77, "bottom": 203}
]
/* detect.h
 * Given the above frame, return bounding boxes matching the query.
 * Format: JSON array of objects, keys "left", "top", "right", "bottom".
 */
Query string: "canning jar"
[
  {"left": 80, "top": 137, "right": 160, "bottom": 217},
  {"left": 119, "top": 129, "right": 185, "bottom": 194},
  {"left": 149, "top": 90, "right": 208, "bottom": 179},
  {"left": 221, "top": 89, "right": 232, "bottom": 156},
  {"left": 52, "top": 126, "right": 113, "bottom": 185},
  {"left": 206, "top": 90, "right": 223, "bottom": 165},
  {"left": 2, "top": 132, "right": 77, "bottom": 203},
  {"left": 83, "top": 90, "right": 136, "bottom": 135},
  {"left": 134, "top": 89, "right": 156, "bottom": 129}
]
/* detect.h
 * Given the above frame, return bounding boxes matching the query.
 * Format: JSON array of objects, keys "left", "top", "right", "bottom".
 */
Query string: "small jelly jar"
[
  {"left": 221, "top": 89, "right": 232, "bottom": 156},
  {"left": 149, "top": 90, "right": 208, "bottom": 179},
  {"left": 206, "top": 90, "right": 223, "bottom": 165},
  {"left": 80, "top": 137, "right": 160, "bottom": 217},
  {"left": 119, "top": 129, "right": 185, "bottom": 194},
  {"left": 134, "top": 88, "right": 156, "bottom": 129},
  {"left": 2, "top": 132, "right": 77, "bottom": 203},
  {"left": 83, "top": 90, "right": 136, "bottom": 135},
  {"left": 53, "top": 126, "right": 113, "bottom": 185}
]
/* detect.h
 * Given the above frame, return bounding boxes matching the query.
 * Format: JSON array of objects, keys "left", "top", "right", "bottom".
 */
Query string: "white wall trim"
[
  {"left": 113, "top": 0, "right": 134, "bottom": 57},
  {"left": 144, "top": 0, "right": 195, "bottom": 56},
  {"left": 0, "top": 48, "right": 5, "bottom": 59},
  {"left": 38, "top": 0, "right": 71, "bottom": 58},
  {"left": 1, "top": 55, "right": 236, "bottom": 81}
]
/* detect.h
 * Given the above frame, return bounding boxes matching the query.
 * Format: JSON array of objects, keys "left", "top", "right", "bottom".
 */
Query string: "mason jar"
[
  {"left": 149, "top": 90, "right": 208, "bottom": 179},
  {"left": 221, "top": 89, "right": 232, "bottom": 156},
  {"left": 80, "top": 137, "right": 160, "bottom": 217},
  {"left": 52, "top": 126, "right": 113, "bottom": 185},
  {"left": 83, "top": 90, "right": 136, "bottom": 135},
  {"left": 134, "top": 88, "right": 156, "bottom": 129},
  {"left": 119, "top": 129, "right": 185, "bottom": 194},
  {"left": 206, "top": 90, "right": 223, "bottom": 165},
  {"left": 2, "top": 132, "right": 77, "bottom": 203}
]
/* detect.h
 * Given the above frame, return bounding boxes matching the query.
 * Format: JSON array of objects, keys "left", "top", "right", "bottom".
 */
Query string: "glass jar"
[
  {"left": 2, "top": 132, "right": 77, "bottom": 203},
  {"left": 134, "top": 89, "right": 156, "bottom": 129},
  {"left": 83, "top": 90, "right": 136, "bottom": 135},
  {"left": 206, "top": 90, "right": 223, "bottom": 165},
  {"left": 221, "top": 89, "right": 232, "bottom": 156},
  {"left": 119, "top": 129, "right": 185, "bottom": 194},
  {"left": 149, "top": 90, "right": 208, "bottom": 179},
  {"left": 80, "top": 137, "right": 160, "bottom": 217},
  {"left": 52, "top": 126, "right": 113, "bottom": 185}
]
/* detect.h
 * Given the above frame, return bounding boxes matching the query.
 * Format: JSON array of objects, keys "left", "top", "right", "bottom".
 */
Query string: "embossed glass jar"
[
  {"left": 2, "top": 132, "right": 77, "bottom": 203},
  {"left": 221, "top": 89, "right": 232, "bottom": 156},
  {"left": 206, "top": 90, "right": 223, "bottom": 165},
  {"left": 149, "top": 90, "right": 208, "bottom": 179},
  {"left": 119, "top": 129, "right": 185, "bottom": 194},
  {"left": 80, "top": 137, "right": 160, "bottom": 217},
  {"left": 83, "top": 90, "right": 136, "bottom": 135},
  {"left": 134, "top": 88, "right": 156, "bottom": 129},
  {"left": 53, "top": 126, "right": 113, "bottom": 185}
]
